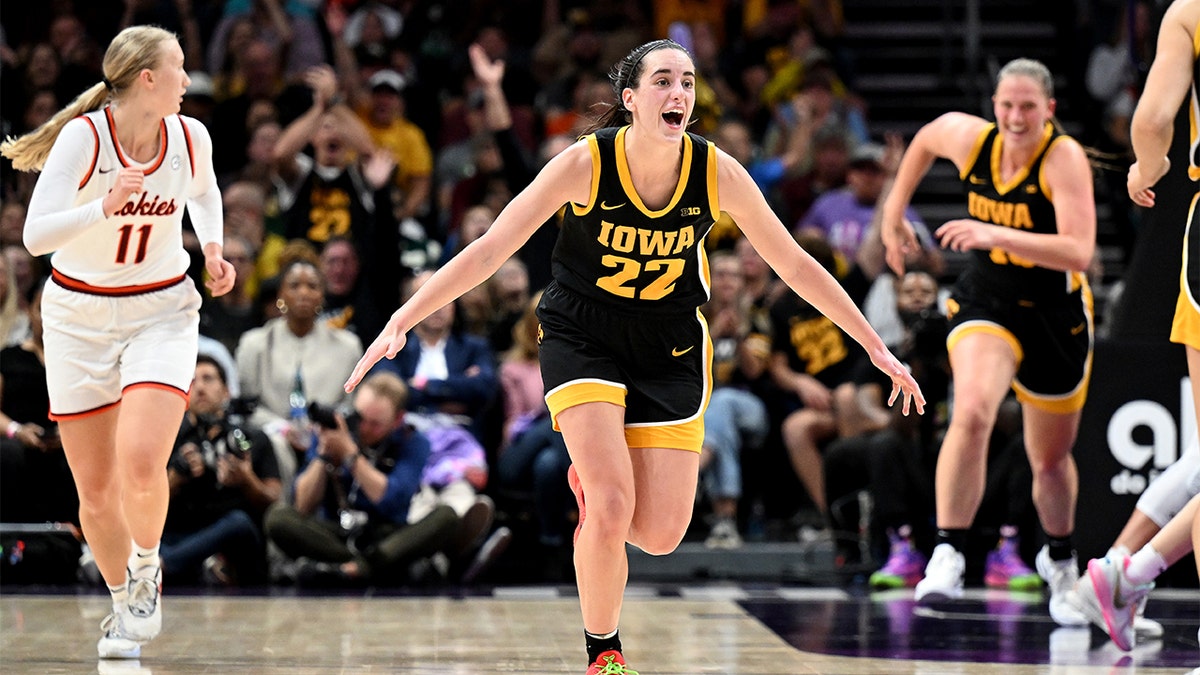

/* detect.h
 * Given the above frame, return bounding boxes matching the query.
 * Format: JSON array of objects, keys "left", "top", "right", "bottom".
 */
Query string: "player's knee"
[
  {"left": 587, "top": 487, "right": 635, "bottom": 540},
  {"left": 948, "top": 403, "right": 996, "bottom": 439},
  {"left": 1028, "top": 449, "right": 1075, "bottom": 477},
  {"left": 77, "top": 478, "right": 121, "bottom": 517}
]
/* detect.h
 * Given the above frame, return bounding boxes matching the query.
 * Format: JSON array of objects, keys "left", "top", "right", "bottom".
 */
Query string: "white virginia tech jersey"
[{"left": 46, "top": 107, "right": 216, "bottom": 290}]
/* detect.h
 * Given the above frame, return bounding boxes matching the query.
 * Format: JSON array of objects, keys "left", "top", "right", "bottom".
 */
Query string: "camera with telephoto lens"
[
  {"left": 221, "top": 397, "right": 261, "bottom": 459},
  {"left": 308, "top": 402, "right": 361, "bottom": 437}
]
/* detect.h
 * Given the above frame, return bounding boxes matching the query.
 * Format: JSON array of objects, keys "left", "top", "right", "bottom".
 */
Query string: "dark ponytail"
[{"left": 580, "top": 39, "right": 692, "bottom": 138}]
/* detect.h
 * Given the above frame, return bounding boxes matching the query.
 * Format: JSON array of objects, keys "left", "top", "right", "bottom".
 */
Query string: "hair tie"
[{"left": 102, "top": 78, "right": 114, "bottom": 92}]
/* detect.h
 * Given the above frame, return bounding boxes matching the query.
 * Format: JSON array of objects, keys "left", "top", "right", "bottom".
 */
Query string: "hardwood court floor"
[{"left": 1, "top": 585, "right": 1196, "bottom": 674}]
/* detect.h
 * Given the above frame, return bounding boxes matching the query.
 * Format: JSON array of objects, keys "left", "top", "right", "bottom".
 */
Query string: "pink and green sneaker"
[
  {"left": 984, "top": 527, "right": 1042, "bottom": 591},
  {"left": 869, "top": 526, "right": 928, "bottom": 589}
]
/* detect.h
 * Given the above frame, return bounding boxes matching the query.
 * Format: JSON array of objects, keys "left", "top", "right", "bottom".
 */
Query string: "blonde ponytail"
[
  {"left": 0, "top": 25, "right": 178, "bottom": 173},
  {"left": 0, "top": 83, "right": 109, "bottom": 172}
]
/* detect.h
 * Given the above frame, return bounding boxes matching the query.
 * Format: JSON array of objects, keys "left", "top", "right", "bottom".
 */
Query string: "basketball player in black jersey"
[
  {"left": 345, "top": 39, "right": 924, "bottom": 674},
  {"left": 880, "top": 59, "right": 1096, "bottom": 626}
]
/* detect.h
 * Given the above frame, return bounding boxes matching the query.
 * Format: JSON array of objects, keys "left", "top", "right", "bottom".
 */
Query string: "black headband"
[{"left": 621, "top": 39, "right": 686, "bottom": 92}]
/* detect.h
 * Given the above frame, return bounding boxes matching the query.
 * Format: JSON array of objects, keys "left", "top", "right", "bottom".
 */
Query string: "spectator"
[
  {"left": 797, "top": 142, "right": 919, "bottom": 267},
  {"left": 273, "top": 65, "right": 405, "bottom": 313},
  {"left": 208, "top": 37, "right": 297, "bottom": 178},
  {"left": 206, "top": 0, "right": 327, "bottom": 83},
  {"left": 318, "top": 235, "right": 386, "bottom": 341},
  {"left": 353, "top": 69, "right": 435, "bottom": 227},
  {"left": 0, "top": 253, "right": 29, "bottom": 347},
  {"left": 710, "top": 112, "right": 811, "bottom": 245},
  {"left": 0, "top": 202, "right": 26, "bottom": 248},
  {"left": 493, "top": 291, "right": 573, "bottom": 575},
  {"left": 0, "top": 279, "right": 76, "bottom": 526},
  {"left": 386, "top": 270, "right": 500, "bottom": 560},
  {"left": 769, "top": 232, "right": 871, "bottom": 531},
  {"left": 235, "top": 252, "right": 364, "bottom": 487},
  {"left": 163, "top": 356, "right": 281, "bottom": 586},
  {"left": 776, "top": 126, "right": 851, "bottom": 228},
  {"left": 699, "top": 251, "right": 772, "bottom": 548},
  {"left": 200, "top": 234, "right": 262, "bottom": 356},
  {"left": 222, "top": 181, "right": 286, "bottom": 301},
  {"left": 483, "top": 257, "right": 531, "bottom": 353},
  {"left": 264, "top": 372, "right": 460, "bottom": 586}
]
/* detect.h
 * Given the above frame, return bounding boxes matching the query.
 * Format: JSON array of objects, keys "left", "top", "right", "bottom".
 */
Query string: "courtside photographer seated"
[
  {"left": 264, "top": 372, "right": 460, "bottom": 586},
  {"left": 162, "top": 355, "right": 282, "bottom": 586}
]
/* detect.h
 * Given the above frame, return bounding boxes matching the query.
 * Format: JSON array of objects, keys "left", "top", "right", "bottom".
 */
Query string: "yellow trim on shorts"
[
  {"left": 1172, "top": 193, "right": 1200, "bottom": 350},
  {"left": 625, "top": 417, "right": 705, "bottom": 452},
  {"left": 544, "top": 381, "right": 706, "bottom": 453},
  {"left": 1171, "top": 285, "right": 1200, "bottom": 350},
  {"left": 546, "top": 380, "right": 627, "bottom": 429},
  {"left": 947, "top": 320, "right": 1024, "bottom": 363},
  {"left": 1012, "top": 377, "right": 1089, "bottom": 414}
]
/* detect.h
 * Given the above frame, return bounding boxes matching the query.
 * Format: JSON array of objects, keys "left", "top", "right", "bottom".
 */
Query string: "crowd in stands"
[{"left": 0, "top": 0, "right": 1153, "bottom": 589}]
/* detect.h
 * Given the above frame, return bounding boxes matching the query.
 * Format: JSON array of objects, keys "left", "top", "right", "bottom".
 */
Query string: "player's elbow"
[
  {"left": 1066, "top": 245, "right": 1095, "bottom": 273},
  {"left": 22, "top": 229, "right": 53, "bottom": 257},
  {"left": 1130, "top": 109, "right": 1173, "bottom": 139}
]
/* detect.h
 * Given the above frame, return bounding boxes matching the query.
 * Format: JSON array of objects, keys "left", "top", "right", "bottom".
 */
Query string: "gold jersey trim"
[
  {"left": 960, "top": 123, "right": 992, "bottom": 180},
  {"left": 990, "top": 122, "right": 1054, "bottom": 196},
  {"left": 1037, "top": 136, "right": 1070, "bottom": 201},
  {"left": 570, "top": 135, "right": 604, "bottom": 217},
  {"left": 615, "top": 125, "right": 693, "bottom": 217}
]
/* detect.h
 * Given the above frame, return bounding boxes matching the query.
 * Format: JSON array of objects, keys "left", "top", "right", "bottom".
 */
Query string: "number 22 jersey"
[{"left": 550, "top": 125, "right": 719, "bottom": 312}]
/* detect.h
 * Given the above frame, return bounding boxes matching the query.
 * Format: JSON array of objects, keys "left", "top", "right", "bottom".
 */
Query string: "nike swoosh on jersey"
[
  {"left": 671, "top": 346, "right": 694, "bottom": 357},
  {"left": 99, "top": 166, "right": 115, "bottom": 174},
  {"left": 600, "top": 201, "right": 625, "bottom": 210},
  {"left": 968, "top": 175, "right": 986, "bottom": 184}
]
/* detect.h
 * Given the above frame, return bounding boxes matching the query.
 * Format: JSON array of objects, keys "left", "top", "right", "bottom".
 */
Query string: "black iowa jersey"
[
  {"left": 550, "top": 125, "right": 720, "bottom": 311},
  {"left": 959, "top": 122, "right": 1087, "bottom": 303}
]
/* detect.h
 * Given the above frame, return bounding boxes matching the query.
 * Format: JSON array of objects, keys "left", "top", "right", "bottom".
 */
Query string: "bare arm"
[
  {"left": 344, "top": 140, "right": 594, "bottom": 391},
  {"left": 880, "top": 112, "right": 988, "bottom": 275},
  {"left": 273, "top": 103, "right": 323, "bottom": 163},
  {"left": 717, "top": 148, "right": 924, "bottom": 414},
  {"left": 1129, "top": 0, "right": 1200, "bottom": 204},
  {"left": 470, "top": 43, "right": 512, "bottom": 132}
]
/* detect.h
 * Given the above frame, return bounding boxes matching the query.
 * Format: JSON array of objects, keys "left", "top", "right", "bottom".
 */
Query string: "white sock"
[
  {"left": 130, "top": 542, "right": 160, "bottom": 574},
  {"left": 109, "top": 582, "right": 128, "bottom": 612},
  {"left": 1125, "top": 545, "right": 1167, "bottom": 586},
  {"left": 1106, "top": 544, "right": 1131, "bottom": 560}
]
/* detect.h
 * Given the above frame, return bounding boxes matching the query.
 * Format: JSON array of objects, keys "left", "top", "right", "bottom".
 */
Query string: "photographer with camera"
[
  {"left": 162, "top": 355, "right": 282, "bottom": 586},
  {"left": 264, "top": 371, "right": 461, "bottom": 586}
]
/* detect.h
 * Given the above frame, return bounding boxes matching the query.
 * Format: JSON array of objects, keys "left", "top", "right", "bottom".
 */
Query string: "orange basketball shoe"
[{"left": 586, "top": 649, "right": 638, "bottom": 674}]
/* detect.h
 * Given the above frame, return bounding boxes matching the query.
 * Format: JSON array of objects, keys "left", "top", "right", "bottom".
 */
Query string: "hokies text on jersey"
[{"left": 113, "top": 193, "right": 179, "bottom": 218}]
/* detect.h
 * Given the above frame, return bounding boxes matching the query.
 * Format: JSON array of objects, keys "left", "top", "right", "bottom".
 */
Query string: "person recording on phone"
[
  {"left": 263, "top": 371, "right": 460, "bottom": 586},
  {"left": 162, "top": 355, "right": 281, "bottom": 586}
]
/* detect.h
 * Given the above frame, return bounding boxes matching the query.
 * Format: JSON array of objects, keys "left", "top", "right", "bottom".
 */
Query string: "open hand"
[{"left": 345, "top": 318, "right": 408, "bottom": 392}]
